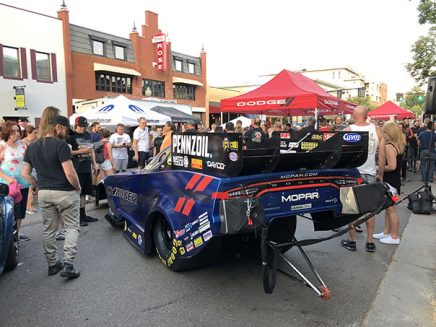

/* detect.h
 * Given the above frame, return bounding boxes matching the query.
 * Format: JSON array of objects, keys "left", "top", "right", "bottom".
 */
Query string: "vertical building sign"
[
  {"left": 14, "top": 86, "right": 26, "bottom": 110},
  {"left": 152, "top": 33, "right": 167, "bottom": 72}
]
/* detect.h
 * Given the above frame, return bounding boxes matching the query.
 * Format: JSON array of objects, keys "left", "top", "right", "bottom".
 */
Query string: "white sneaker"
[
  {"left": 373, "top": 232, "right": 390, "bottom": 239},
  {"left": 380, "top": 236, "right": 400, "bottom": 245}
]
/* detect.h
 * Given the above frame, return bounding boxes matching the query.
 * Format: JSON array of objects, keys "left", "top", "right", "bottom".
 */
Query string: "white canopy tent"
[
  {"left": 73, "top": 95, "right": 171, "bottom": 126},
  {"left": 220, "top": 116, "right": 252, "bottom": 129}
]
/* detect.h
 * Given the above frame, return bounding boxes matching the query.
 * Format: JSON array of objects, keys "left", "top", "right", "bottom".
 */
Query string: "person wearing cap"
[
  {"left": 22, "top": 114, "right": 82, "bottom": 278},
  {"left": 66, "top": 116, "right": 98, "bottom": 226}
]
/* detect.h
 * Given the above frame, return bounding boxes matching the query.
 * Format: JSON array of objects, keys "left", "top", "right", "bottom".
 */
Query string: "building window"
[
  {"left": 173, "top": 84, "right": 195, "bottom": 100},
  {"left": 3, "top": 46, "right": 21, "bottom": 78},
  {"left": 175, "top": 59, "right": 182, "bottom": 71},
  {"left": 114, "top": 45, "right": 125, "bottom": 60},
  {"left": 35, "top": 52, "right": 51, "bottom": 81},
  {"left": 338, "top": 71, "right": 341, "bottom": 79},
  {"left": 332, "top": 71, "right": 335, "bottom": 79},
  {"left": 95, "top": 72, "right": 132, "bottom": 94},
  {"left": 142, "top": 79, "right": 165, "bottom": 97},
  {"left": 92, "top": 40, "right": 104, "bottom": 56},
  {"left": 188, "top": 62, "right": 195, "bottom": 74}
]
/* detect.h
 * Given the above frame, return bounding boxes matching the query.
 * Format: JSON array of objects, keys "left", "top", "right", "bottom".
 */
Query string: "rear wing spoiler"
[{"left": 171, "top": 131, "right": 368, "bottom": 177}]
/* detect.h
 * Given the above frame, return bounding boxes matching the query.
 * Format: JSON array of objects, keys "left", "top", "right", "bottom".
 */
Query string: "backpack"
[{"left": 94, "top": 142, "right": 105, "bottom": 164}]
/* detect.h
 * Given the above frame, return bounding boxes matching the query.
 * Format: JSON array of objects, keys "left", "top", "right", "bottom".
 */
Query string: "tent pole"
[{"left": 220, "top": 112, "right": 223, "bottom": 125}]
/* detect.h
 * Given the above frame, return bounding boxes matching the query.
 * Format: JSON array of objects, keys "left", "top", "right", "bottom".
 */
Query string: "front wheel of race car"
[
  {"left": 152, "top": 215, "right": 221, "bottom": 272},
  {"left": 4, "top": 227, "right": 19, "bottom": 271}
]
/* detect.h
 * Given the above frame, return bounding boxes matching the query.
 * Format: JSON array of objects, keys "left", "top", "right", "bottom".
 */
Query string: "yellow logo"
[{"left": 194, "top": 236, "right": 204, "bottom": 247}]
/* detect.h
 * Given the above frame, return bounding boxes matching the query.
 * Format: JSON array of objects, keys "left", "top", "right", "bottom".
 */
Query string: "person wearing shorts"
[{"left": 109, "top": 124, "right": 131, "bottom": 173}]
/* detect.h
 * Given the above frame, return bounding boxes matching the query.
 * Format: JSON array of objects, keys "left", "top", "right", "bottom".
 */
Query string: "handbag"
[{"left": 8, "top": 181, "right": 22, "bottom": 203}]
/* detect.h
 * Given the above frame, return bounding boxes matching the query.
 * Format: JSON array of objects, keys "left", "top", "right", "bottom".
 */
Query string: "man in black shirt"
[
  {"left": 153, "top": 127, "right": 165, "bottom": 156},
  {"left": 22, "top": 115, "right": 81, "bottom": 278},
  {"left": 244, "top": 119, "right": 268, "bottom": 149},
  {"left": 66, "top": 116, "right": 98, "bottom": 226}
]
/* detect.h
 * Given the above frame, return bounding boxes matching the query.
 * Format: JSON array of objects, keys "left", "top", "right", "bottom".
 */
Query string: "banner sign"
[
  {"left": 14, "top": 86, "right": 26, "bottom": 110},
  {"left": 153, "top": 33, "right": 167, "bottom": 72},
  {"left": 171, "top": 132, "right": 243, "bottom": 177}
]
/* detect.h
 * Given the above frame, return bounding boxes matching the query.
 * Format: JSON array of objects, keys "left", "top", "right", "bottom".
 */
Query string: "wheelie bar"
[{"left": 260, "top": 226, "right": 331, "bottom": 300}]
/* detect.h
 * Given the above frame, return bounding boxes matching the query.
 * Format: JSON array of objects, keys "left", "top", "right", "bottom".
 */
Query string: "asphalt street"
[{"left": 0, "top": 181, "right": 417, "bottom": 327}]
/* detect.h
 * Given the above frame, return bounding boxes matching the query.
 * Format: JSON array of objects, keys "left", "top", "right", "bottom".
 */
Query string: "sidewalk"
[{"left": 363, "top": 173, "right": 436, "bottom": 326}]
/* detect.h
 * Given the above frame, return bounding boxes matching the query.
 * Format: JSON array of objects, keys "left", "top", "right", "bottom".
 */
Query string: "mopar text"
[
  {"left": 282, "top": 192, "right": 320, "bottom": 202},
  {"left": 173, "top": 135, "right": 212, "bottom": 158}
]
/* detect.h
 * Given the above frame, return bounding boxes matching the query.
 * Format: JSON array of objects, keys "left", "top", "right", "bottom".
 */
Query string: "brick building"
[{"left": 58, "top": 5, "right": 207, "bottom": 121}]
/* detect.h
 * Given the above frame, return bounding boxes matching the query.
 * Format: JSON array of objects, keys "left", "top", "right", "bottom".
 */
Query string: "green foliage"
[
  {"left": 347, "top": 96, "right": 376, "bottom": 110},
  {"left": 399, "top": 85, "right": 426, "bottom": 115},
  {"left": 405, "top": 26, "right": 436, "bottom": 86},
  {"left": 417, "top": 0, "right": 436, "bottom": 25}
]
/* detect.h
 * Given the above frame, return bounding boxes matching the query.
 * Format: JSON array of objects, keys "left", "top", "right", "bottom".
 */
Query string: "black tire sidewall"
[{"left": 4, "top": 228, "right": 19, "bottom": 271}]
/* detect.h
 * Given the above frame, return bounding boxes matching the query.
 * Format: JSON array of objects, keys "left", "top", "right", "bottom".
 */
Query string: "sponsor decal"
[
  {"left": 173, "top": 155, "right": 184, "bottom": 167},
  {"left": 128, "top": 104, "right": 144, "bottom": 113},
  {"left": 199, "top": 212, "right": 208, "bottom": 222},
  {"left": 300, "top": 142, "right": 318, "bottom": 151},
  {"left": 229, "top": 152, "right": 238, "bottom": 161},
  {"left": 280, "top": 172, "right": 319, "bottom": 179},
  {"left": 206, "top": 161, "right": 226, "bottom": 170},
  {"left": 184, "top": 219, "right": 199, "bottom": 233},
  {"left": 323, "top": 99, "right": 339, "bottom": 106},
  {"left": 311, "top": 134, "right": 323, "bottom": 140},
  {"left": 98, "top": 104, "right": 115, "bottom": 113},
  {"left": 183, "top": 156, "right": 189, "bottom": 168},
  {"left": 172, "top": 135, "right": 212, "bottom": 158},
  {"left": 280, "top": 132, "right": 291, "bottom": 139},
  {"left": 203, "top": 230, "right": 212, "bottom": 242},
  {"left": 281, "top": 192, "right": 320, "bottom": 202},
  {"left": 175, "top": 229, "right": 186, "bottom": 238},
  {"left": 223, "top": 139, "right": 238, "bottom": 151},
  {"left": 343, "top": 133, "right": 361, "bottom": 143},
  {"left": 236, "top": 99, "right": 287, "bottom": 107},
  {"left": 179, "top": 247, "right": 186, "bottom": 255},
  {"left": 132, "top": 232, "right": 137, "bottom": 239},
  {"left": 291, "top": 203, "right": 313, "bottom": 210},
  {"left": 323, "top": 133, "right": 335, "bottom": 141},
  {"left": 325, "top": 198, "right": 338, "bottom": 204},
  {"left": 190, "top": 229, "right": 200, "bottom": 239},
  {"left": 199, "top": 222, "right": 210, "bottom": 233},
  {"left": 106, "top": 186, "right": 138, "bottom": 205},
  {"left": 173, "top": 239, "right": 182, "bottom": 247},
  {"left": 137, "top": 234, "right": 143, "bottom": 245},
  {"left": 186, "top": 242, "right": 194, "bottom": 252},
  {"left": 193, "top": 236, "right": 204, "bottom": 248},
  {"left": 191, "top": 158, "right": 203, "bottom": 170}
]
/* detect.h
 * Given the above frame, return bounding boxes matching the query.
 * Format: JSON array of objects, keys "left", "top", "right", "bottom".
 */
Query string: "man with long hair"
[{"left": 22, "top": 114, "right": 81, "bottom": 278}]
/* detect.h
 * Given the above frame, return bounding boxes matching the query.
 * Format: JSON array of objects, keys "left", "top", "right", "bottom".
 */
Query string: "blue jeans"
[{"left": 420, "top": 150, "right": 436, "bottom": 182}]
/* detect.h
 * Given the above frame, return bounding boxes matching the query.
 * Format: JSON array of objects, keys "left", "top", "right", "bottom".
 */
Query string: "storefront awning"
[
  {"left": 94, "top": 63, "right": 141, "bottom": 77},
  {"left": 172, "top": 76, "right": 203, "bottom": 87}
]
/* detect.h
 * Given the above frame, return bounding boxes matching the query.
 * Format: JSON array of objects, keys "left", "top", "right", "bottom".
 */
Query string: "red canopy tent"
[
  {"left": 368, "top": 101, "right": 415, "bottom": 120},
  {"left": 220, "top": 70, "right": 356, "bottom": 116}
]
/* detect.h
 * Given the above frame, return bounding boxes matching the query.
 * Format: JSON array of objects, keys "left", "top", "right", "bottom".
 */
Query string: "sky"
[{"left": 3, "top": 0, "right": 431, "bottom": 98}]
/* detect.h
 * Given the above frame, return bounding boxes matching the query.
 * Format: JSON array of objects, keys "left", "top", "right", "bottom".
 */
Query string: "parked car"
[{"left": 0, "top": 183, "right": 19, "bottom": 274}]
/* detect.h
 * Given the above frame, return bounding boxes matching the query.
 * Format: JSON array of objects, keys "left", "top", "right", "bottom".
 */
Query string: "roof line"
[{"left": 0, "top": 3, "right": 60, "bottom": 20}]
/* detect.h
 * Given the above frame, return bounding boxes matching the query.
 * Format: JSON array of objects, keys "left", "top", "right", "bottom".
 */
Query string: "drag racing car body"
[{"left": 104, "top": 131, "right": 393, "bottom": 297}]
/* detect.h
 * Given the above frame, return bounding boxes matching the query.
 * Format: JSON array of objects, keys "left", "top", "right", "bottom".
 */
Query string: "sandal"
[
  {"left": 355, "top": 225, "right": 363, "bottom": 233},
  {"left": 341, "top": 239, "right": 356, "bottom": 251},
  {"left": 366, "top": 242, "right": 376, "bottom": 252}
]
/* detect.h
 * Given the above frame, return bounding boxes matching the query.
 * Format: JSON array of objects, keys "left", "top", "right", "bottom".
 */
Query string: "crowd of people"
[{"left": 0, "top": 104, "right": 434, "bottom": 278}]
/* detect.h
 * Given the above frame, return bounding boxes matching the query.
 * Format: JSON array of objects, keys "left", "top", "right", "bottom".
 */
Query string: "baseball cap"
[
  {"left": 51, "top": 116, "right": 74, "bottom": 133},
  {"left": 75, "top": 116, "right": 89, "bottom": 127}
]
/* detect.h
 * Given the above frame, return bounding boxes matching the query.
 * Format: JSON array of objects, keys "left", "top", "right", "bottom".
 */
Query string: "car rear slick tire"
[{"left": 4, "top": 228, "right": 19, "bottom": 271}]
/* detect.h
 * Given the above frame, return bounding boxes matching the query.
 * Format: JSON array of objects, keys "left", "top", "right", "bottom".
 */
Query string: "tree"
[
  {"left": 405, "top": 26, "right": 436, "bottom": 86},
  {"left": 399, "top": 85, "right": 426, "bottom": 115},
  {"left": 417, "top": 0, "right": 436, "bottom": 24},
  {"left": 347, "top": 96, "right": 377, "bottom": 110},
  {"left": 405, "top": 1, "right": 436, "bottom": 85}
]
